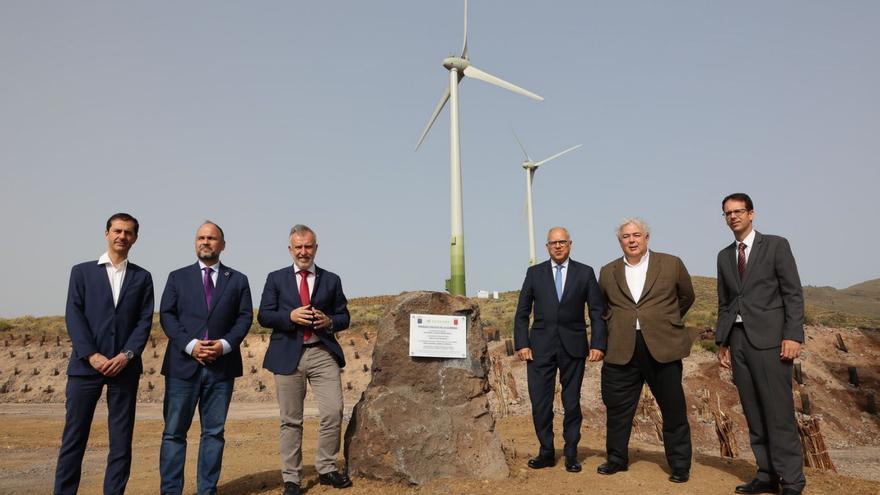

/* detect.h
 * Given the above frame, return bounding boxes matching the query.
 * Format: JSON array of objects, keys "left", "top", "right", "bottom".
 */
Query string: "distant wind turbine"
[
  {"left": 415, "top": 0, "right": 543, "bottom": 296},
  {"left": 513, "top": 132, "right": 582, "bottom": 266}
]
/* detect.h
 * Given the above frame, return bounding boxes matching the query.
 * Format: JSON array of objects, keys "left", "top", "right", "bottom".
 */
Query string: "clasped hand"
[
  {"left": 193, "top": 340, "right": 223, "bottom": 365},
  {"left": 289, "top": 305, "right": 331, "bottom": 329},
  {"left": 88, "top": 352, "right": 129, "bottom": 377}
]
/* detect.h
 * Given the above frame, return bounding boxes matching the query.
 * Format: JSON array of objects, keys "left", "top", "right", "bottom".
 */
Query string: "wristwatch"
[{"left": 123, "top": 350, "right": 135, "bottom": 362}]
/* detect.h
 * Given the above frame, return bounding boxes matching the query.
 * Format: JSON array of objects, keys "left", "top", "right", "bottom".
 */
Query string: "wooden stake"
[
  {"left": 801, "top": 393, "right": 812, "bottom": 415},
  {"left": 835, "top": 334, "right": 848, "bottom": 352},
  {"left": 794, "top": 363, "right": 803, "bottom": 385},
  {"left": 504, "top": 339, "right": 514, "bottom": 356},
  {"left": 848, "top": 366, "right": 859, "bottom": 387}
]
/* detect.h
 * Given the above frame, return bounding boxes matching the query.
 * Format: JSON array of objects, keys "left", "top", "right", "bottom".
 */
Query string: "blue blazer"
[
  {"left": 514, "top": 258, "right": 607, "bottom": 358},
  {"left": 160, "top": 262, "right": 253, "bottom": 380},
  {"left": 258, "top": 265, "right": 350, "bottom": 374},
  {"left": 64, "top": 260, "right": 155, "bottom": 376}
]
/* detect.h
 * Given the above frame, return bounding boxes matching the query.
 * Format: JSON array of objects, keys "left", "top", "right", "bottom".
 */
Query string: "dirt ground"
[
  {"left": 1, "top": 403, "right": 878, "bottom": 495},
  {"left": 2, "top": 324, "right": 879, "bottom": 494}
]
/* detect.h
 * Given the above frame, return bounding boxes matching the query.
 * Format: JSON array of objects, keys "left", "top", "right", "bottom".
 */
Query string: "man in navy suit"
[
  {"left": 54, "top": 213, "right": 155, "bottom": 495},
  {"left": 159, "top": 221, "right": 253, "bottom": 495},
  {"left": 259, "top": 224, "right": 351, "bottom": 495},
  {"left": 514, "top": 226, "right": 607, "bottom": 473}
]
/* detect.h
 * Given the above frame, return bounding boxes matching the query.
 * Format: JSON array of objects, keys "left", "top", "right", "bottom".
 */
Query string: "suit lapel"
[
  {"left": 312, "top": 266, "right": 324, "bottom": 305},
  {"left": 115, "top": 265, "right": 134, "bottom": 307},
  {"left": 724, "top": 242, "right": 740, "bottom": 290},
  {"left": 560, "top": 261, "right": 576, "bottom": 303},
  {"left": 208, "top": 263, "right": 230, "bottom": 316},
  {"left": 190, "top": 263, "right": 210, "bottom": 315},
  {"left": 613, "top": 259, "right": 636, "bottom": 303},
  {"left": 638, "top": 252, "right": 661, "bottom": 303},
  {"left": 94, "top": 262, "right": 116, "bottom": 307},
  {"left": 541, "top": 261, "right": 560, "bottom": 307},
  {"left": 741, "top": 231, "right": 764, "bottom": 287}
]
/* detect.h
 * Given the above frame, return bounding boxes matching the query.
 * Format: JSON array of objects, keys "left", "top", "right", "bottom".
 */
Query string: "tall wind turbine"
[
  {"left": 514, "top": 132, "right": 582, "bottom": 266},
  {"left": 415, "top": 0, "right": 543, "bottom": 296}
]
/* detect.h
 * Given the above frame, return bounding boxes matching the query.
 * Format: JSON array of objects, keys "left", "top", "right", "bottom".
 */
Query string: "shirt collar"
[
  {"left": 552, "top": 258, "right": 569, "bottom": 269},
  {"left": 98, "top": 252, "right": 128, "bottom": 270},
  {"left": 623, "top": 250, "right": 650, "bottom": 268},
  {"left": 295, "top": 264, "right": 316, "bottom": 275},
  {"left": 737, "top": 229, "right": 756, "bottom": 249},
  {"left": 198, "top": 260, "right": 220, "bottom": 272}
]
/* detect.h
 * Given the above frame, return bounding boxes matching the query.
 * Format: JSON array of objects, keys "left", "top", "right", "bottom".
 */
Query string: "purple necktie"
[{"left": 203, "top": 267, "right": 214, "bottom": 338}]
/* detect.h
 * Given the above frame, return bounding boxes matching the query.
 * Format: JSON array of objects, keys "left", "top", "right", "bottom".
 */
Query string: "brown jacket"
[{"left": 598, "top": 251, "right": 695, "bottom": 365}]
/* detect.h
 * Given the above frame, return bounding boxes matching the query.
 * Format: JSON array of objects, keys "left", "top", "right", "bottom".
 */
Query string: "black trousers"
[
  {"left": 527, "top": 346, "right": 585, "bottom": 459},
  {"left": 54, "top": 371, "right": 139, "bottom": 495},
  {"left": 729, "top": 324, "right": 805, "bottom": 491},
  {"left": 601, "top": 331, "right": 691, "bottom": 470}
]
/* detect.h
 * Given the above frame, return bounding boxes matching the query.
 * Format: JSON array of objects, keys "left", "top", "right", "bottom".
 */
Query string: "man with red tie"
[{"left": 258, "top": 224, "right": 352, "bottom": 495}]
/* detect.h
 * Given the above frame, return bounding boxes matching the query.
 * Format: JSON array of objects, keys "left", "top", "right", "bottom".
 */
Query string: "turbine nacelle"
[{"left": 443, "top": 57, "right": 470, "bottom": 72}]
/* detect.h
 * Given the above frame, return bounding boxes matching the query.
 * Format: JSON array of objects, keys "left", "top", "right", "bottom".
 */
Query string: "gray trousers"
[
  {"left": 275, "top": 345, "right": 344, "bottom": 483},
  {"left": 729, "top": 325, "right": 805, "bottom": 491}
]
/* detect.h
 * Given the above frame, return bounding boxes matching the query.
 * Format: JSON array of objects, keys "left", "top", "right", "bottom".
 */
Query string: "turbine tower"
[
  {"left": 514, "top": 132, "right": 582, "bottom": 266},
  {"left": 415, "top": 0, "right": 543, "bottom": 296}
]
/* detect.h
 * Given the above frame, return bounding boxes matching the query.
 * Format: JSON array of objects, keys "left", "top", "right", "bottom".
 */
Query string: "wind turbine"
[
  {"left": 513, "top": 132, "right": 582, "bottom": 266},
  {"left": 415, "top": 0, "right": 543, "bottom": 296}
]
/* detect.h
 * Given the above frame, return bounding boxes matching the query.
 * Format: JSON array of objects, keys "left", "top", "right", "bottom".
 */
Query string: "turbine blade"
[
  {"left": 463, "top": 65, "right": 544, "bottom": 101},
  {"left": 534, "top": 144, "right": 582, "bottom": 167},
  {"left": 461, "top": 0, "right": 469, "bottom": 58},
  {"left": 415, "top": 85, "right": 452, "bottom": 151},
  {"left": 512, "top": 130, "right": 531, "bottom": 161},
  {"left": 529, "top": 167, "right": 537, "bottom": 185}
]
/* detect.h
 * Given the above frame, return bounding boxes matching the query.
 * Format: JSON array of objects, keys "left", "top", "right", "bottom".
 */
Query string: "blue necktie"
[{"left": 554, "top": 264, "right": 563, "bottom": 301}]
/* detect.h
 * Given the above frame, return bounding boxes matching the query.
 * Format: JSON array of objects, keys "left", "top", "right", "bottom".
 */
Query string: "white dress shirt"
[
  {"left": 734, "top": 229, "right": 755, "bottom": 323},
  {"left": 98, "top": 252, "right": 127, "bottom": 307},
  {"left": 624, "top": 251, "right": 650, "bottom": 330},
  {"left": 185, "top": 261, "right": 232, "bottom": 357}
]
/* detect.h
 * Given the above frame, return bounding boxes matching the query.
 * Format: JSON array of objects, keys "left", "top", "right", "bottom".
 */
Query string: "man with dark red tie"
[
  {"left": 259, "top": 224, "right": 352, "bottom": 495},
  {"left": 159, "top": 221, "right": 253, "bottom": 495},
  {"left": 715, "top": 193, "right": 806, "bottom": 495}
]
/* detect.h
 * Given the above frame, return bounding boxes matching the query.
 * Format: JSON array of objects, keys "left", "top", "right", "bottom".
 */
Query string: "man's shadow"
[{"left": 219, "top": 468, "right": 320, "bottom": 494}]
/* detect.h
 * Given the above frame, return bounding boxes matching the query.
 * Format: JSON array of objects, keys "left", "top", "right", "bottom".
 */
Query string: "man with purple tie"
[
  {"left": 55, "top": 213, "right": 154, "bottom": 495},
  {"left": 159, "top": 221, "right": 253, "bottom": 495}
]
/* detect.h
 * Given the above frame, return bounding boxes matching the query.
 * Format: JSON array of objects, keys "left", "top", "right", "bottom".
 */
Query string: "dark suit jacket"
[
  {"left": 64, "top": 260, "right": 155, "bottom": 376},
  {"left": 258, "top": 265, "right": 350, "bottom": 374},
  {"left": 715, "top": 231, "right": 804, "bottom": 349},
  {"left": 514, "top": 258, "right": 607, "bottom": 358},
  {"left": 598, "top": 251, "right": 695, "bottom": 365},
  {"left": 159, "top": 262, "right": 253, "bottom": 380}
]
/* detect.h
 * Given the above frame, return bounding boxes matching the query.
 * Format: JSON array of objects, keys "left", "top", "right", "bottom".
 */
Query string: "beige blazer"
[{"left": 598, "top": 251, "right": 695, "bottom": 365}]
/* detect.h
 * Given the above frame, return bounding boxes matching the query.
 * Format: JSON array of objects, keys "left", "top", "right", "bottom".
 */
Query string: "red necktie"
[
  {"left": 298, "top": 270, "right": 312, "bottom": 341},
  {"left": 737, "top": 242, "right": 747, "bottom": 280}
]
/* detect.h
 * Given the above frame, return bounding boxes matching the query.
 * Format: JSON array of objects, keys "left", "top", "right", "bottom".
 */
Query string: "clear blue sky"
[{"left": 2, "top": 1, "right": 878, "bottom": 317}]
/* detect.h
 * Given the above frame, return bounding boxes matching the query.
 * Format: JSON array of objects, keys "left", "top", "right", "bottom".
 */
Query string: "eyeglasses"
[
  {"left": 722, "top": 208, "right": 750, "bottom": 218},
  {"left": 546, "top": 240, "right": 570, "bottom": 247}
]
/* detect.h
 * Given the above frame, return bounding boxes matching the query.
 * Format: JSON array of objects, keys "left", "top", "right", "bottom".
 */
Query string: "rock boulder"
[{"left": 343, "top": 291, "right": 509, "bottom": 484}]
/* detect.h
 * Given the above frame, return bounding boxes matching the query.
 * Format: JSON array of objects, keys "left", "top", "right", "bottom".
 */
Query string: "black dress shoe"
[
  {"left": 780, "top": 489, "right": 802, "bottom": 495},
  {"left": 596, "top": 461, "right": 628, "bottom": 475},
  {"left": 527, "top": 455, "right": 556, "bottom": 469},
  {"left": 282, "top": 481, "right": 300, "bottom": 495},
  {"left": 564, "top": 457, "right": 582, "bottom": 473},
  {"left": 319, "top": 471, "right": 353, "bottom": 489},
  {"left": 735, "top": 479, "right": 780, "bottom": 494},
  {"left": 668, "top": 469, "right": 689, "bottom": 483}
]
